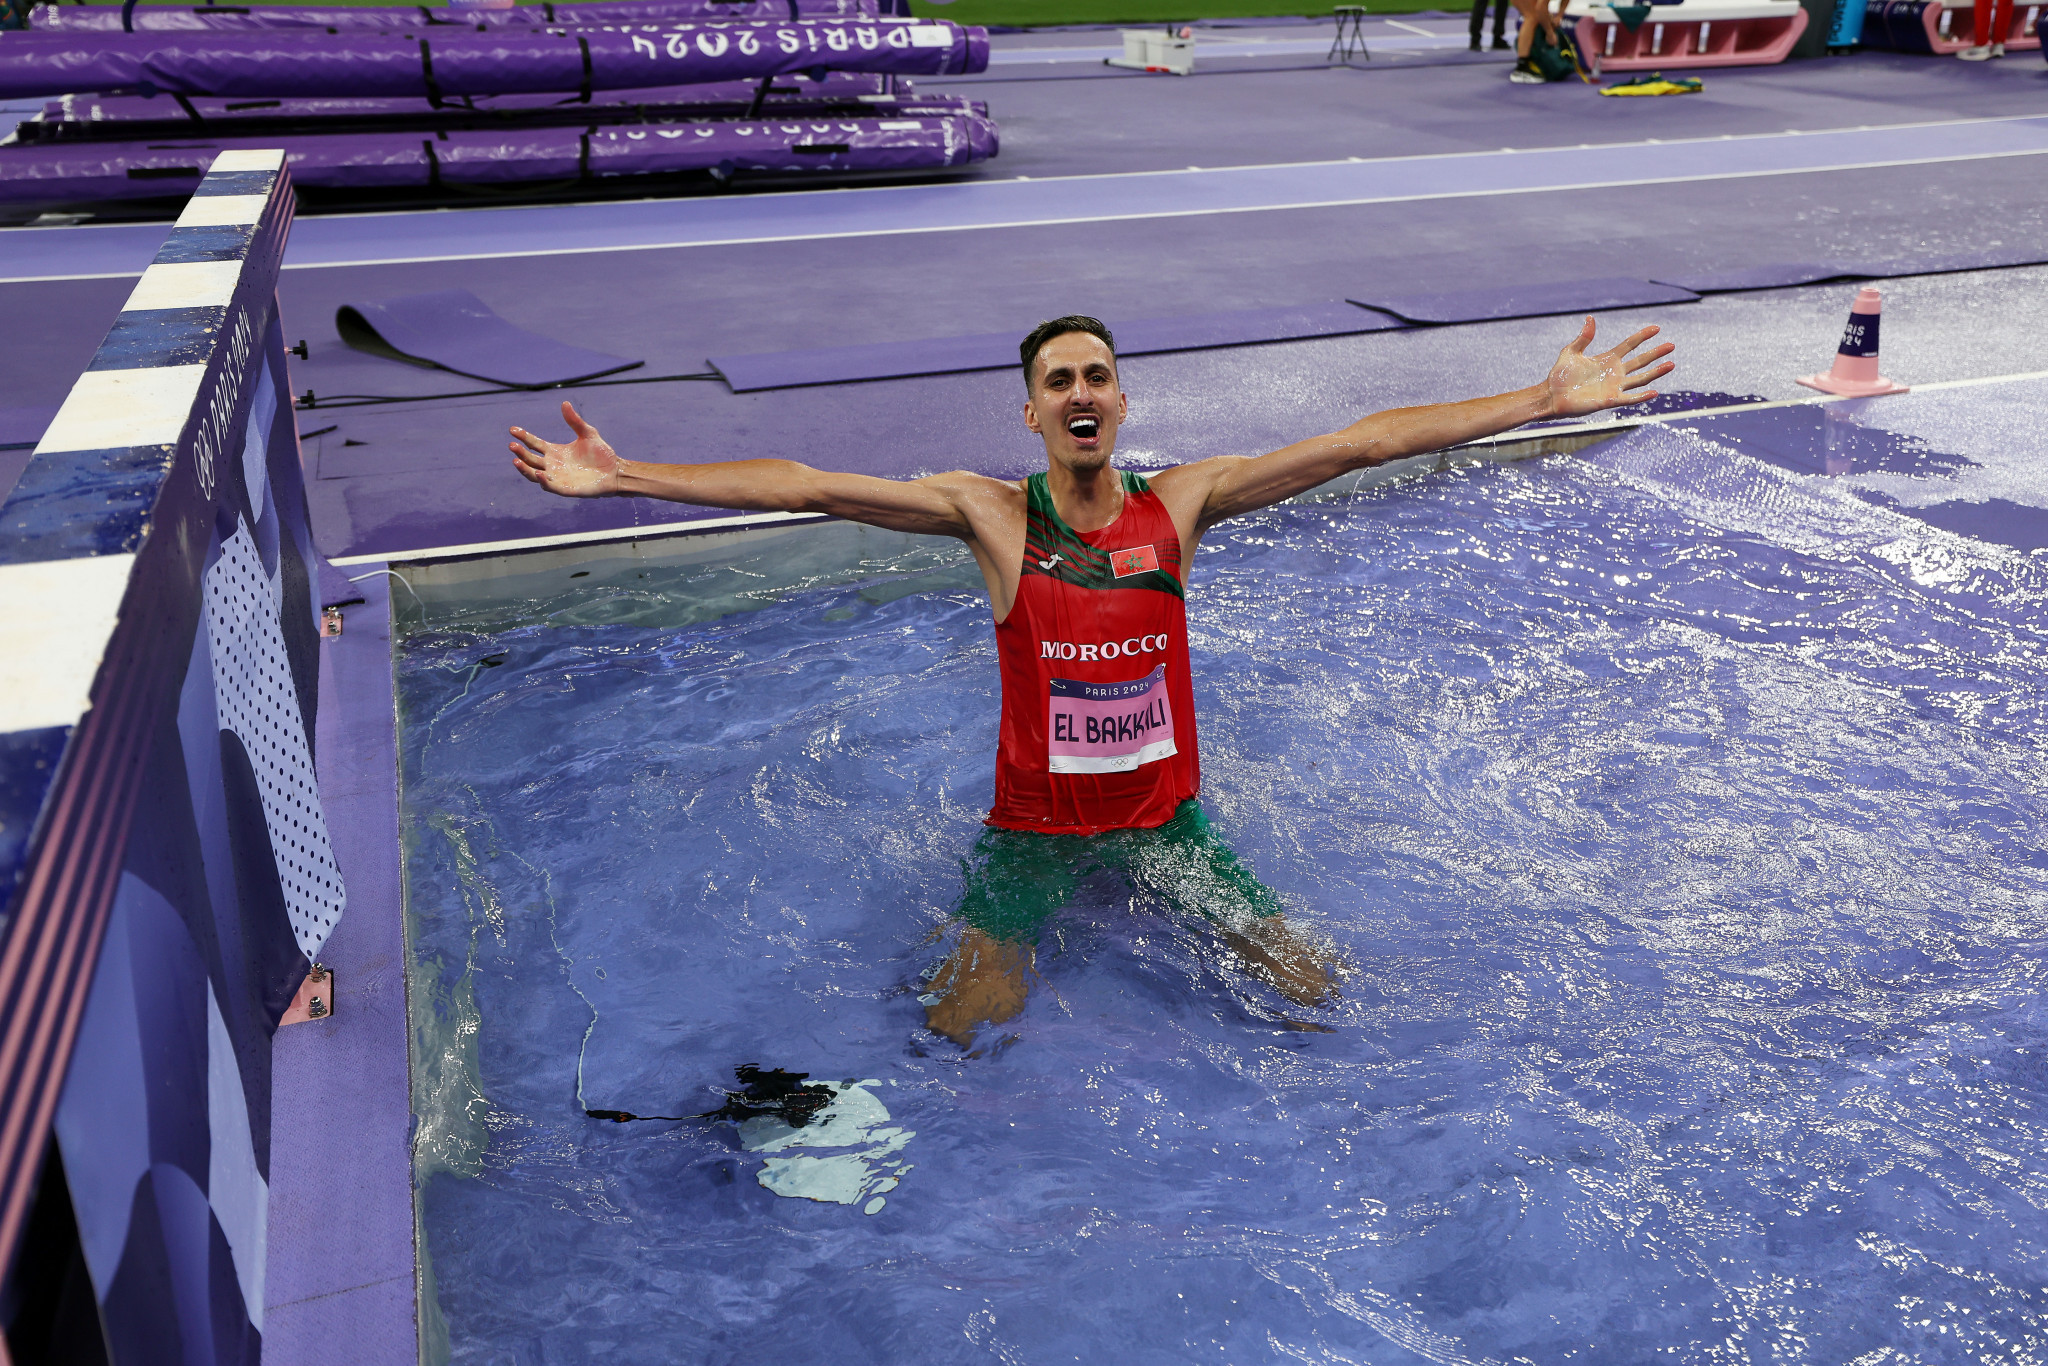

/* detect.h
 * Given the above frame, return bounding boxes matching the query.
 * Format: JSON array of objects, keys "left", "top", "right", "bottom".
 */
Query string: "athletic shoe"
[
  {"left": 1470, "top": 37, "right": 1481, "bottom": 49},
  {"left": 1509, "top": 58, "right": 1545, "bottom": 80},
  {"left": 1956, "top": 42, "right": 1995, "bottom": 57},
  {"left": 1492, "top": 35, "right": 1512, "bottom": 48},
  {"left": 1992, "top": 41, "right": 2006, "bottom": 53}
]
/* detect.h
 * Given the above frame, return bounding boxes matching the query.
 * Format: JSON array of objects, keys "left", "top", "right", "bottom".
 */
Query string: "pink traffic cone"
[{"left": 1796, "top": 287, "right": 1908, "bottom": 397}]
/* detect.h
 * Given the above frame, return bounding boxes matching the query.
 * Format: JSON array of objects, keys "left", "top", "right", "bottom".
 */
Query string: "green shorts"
[{"left": 957, "top": 799, "right": 1284, "bottom": 944}]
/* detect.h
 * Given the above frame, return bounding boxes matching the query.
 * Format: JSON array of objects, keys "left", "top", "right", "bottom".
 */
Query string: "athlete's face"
[{"left": 1023, "top": 332, "right": 1127, "bottom": 474}]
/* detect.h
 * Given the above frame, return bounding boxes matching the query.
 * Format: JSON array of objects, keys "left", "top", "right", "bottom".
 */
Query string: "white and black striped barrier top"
[{"left": 0, "top": 147, "right": 295, "bottom": 1269}]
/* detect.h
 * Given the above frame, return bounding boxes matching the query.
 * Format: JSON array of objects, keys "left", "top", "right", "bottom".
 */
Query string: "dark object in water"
[
  {"left": 587, "top": 1064, "right": 836, "bottom": 1128},
  {"left": 700, "top": 1065, "right": 837, "bottom": 1128}
]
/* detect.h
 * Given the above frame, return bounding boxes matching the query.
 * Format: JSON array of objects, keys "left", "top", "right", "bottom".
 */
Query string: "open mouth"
[{"left": 1067, "top": 414, "right": 1101, "bottom": 440}]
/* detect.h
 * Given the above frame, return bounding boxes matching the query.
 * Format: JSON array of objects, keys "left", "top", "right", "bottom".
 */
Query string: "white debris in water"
[{"left": 741, "top": 1080, "right": 913, "bottom": 1211}]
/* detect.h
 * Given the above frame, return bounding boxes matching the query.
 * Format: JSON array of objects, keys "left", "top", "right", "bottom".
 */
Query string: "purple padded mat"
[
  {"left": 28, "top": 72, "right": 916, "bottom": 128},
  {"left": 28, "top": 0, "right": 873, "bottom": 29},
  {"left": 1351, "top": 277, "right": 1700, "bottom": 324},
  {"left": 0, "top": 21, "right": 988, "bottom": 101},
  {"left": 1853, "top": 243, "right": 2048, "bottom": 276},
  {"left": 1654, "top": 244, "right": 2048, "bottom": 294},
  {"left": 707, "top": 301, "right": 1401, "bottom": 391},
  {"left": 1650, "top": 262, "right": 1863, "bottom": 292},
  {"left": 337, "top": 288, "right": 643, "bottom": 388},
  {"left": 0, "top": 114, "right": 999, "bottom": 206}
]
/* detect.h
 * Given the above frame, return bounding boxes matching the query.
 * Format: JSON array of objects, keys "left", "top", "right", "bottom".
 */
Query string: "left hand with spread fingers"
[{"left": 1544, "top": 317, "right": 1677, "bottom": 418}]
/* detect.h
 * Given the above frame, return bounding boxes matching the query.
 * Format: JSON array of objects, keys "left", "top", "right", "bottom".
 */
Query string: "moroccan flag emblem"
[{"left": 1111, "top": 545, "right": 1159, "bottom": 578}]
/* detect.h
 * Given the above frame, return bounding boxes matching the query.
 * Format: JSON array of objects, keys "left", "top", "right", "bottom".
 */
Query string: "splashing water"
[{"left": 397, "top": 420, "right": 2048, "bottom": 1365}]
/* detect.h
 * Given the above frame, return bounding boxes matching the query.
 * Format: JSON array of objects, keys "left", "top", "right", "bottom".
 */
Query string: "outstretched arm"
[
  {"left": 510, "top": 400, "right": 982, "bottom": 538},
  {"left": 1161, "top": 317, "right": 1674, "bottom": 530}
]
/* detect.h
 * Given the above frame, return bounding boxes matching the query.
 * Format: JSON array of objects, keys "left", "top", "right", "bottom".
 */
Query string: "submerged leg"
[
  {"left": 1221, "top": 915, "right": 1336, "bottom": 1008},
  {"left": 1135, "top": 801, "right": 1341, "bottom": 1009},
  {"left": 924, "top": 828, "right": 1074, "bottom": 1046},
  {"left": 923, "top": 929, "right": 1036, "bottom": 1045}
]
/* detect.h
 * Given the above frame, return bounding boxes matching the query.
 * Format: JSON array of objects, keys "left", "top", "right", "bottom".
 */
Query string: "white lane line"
[
  {"left": 328, "top": 509, "right": 831, "bottom": 566},
  {"left": 985, "top": 31, "right": 1461, "bottom": 62},
  {"left": 335, "top": 366, "right": 2048, "bottom": 567}
]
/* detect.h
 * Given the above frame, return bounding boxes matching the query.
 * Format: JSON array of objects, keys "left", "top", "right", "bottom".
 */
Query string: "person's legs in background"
[
  {"left": 1471, "top": 0, "right": 1512, "bottom": 49},
  {"left": 1508, "top": 0, "right": 1555, "bottom": 77},
  {"left": 1958, "top": 0, "right": 2012, "bottom": 55}
]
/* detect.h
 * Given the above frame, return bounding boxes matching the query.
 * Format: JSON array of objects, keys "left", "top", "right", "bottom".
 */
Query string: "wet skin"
[
  {"left": 924, "top": 922, "right": 1336, "bottom": 1048},
  {"left": 510, "top": 318, "right": 1676, "bottom": 1045}
]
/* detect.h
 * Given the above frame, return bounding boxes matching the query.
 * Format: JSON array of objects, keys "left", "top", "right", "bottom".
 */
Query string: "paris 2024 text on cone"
[{"left": 1796, "top": 286, "right": 1909, "bottom": 397}]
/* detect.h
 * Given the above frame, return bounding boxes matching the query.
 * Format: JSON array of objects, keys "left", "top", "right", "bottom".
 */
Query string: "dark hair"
[{"left": 1019, "top": 315, "right": 1116, "bottom": 389}]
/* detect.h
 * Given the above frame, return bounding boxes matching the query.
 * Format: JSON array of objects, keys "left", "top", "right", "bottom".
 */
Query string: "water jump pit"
[{"left": 388, "top": 383, "right": 2048, "bottom": 1362}]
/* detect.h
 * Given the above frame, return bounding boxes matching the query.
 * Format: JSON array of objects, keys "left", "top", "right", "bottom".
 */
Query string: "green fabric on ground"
[
  {"left": 1524, "top": 24, "right": 1585, "bottom": 78},
  {"left": 1600, "top": 71, "right": 1703, "bottom": 94},
  {"left": 959, "top": 799, "right": 1284, "bottom": 944}
]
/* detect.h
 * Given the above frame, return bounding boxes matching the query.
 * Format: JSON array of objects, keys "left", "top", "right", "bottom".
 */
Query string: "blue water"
[{"left": 397, "top": 422, "right": 2048, "bottom": 1365}]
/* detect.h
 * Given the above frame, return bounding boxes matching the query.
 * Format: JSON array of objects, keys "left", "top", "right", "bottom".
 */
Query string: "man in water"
[{"left": 511, "top": 315, "right": 1674, "bottom": 1043}]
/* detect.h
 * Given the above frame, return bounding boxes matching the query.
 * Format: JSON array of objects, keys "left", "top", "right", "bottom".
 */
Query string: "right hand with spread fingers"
[{"left": 510, "top": 401, "right": 623, "bottom": 498}]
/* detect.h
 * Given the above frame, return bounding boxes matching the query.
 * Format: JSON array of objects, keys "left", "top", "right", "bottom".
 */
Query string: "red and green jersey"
[{"left": 987, "top": 471, "right": 1200, "bottom": 834}]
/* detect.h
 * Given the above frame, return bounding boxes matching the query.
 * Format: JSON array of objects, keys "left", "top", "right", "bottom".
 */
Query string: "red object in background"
[{"left": 1975, "top": 0, "right": 2013, "bottom": 41}]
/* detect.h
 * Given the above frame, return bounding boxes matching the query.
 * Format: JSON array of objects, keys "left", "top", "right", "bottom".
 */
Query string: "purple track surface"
[
  {"left": 8, "top": 186, "right": 2047, "bottom": 559},
  {"left": 1, "top": 42, "right": 2044, "bottom": 560},
  {"left": 276, "top": 267, "right": 2046, "bottom": 561},
  {"left": 0, "top": 404, "right": 58, "bottom": 506},
  {"left": 267, "top": 569, "right": 420, "bottom": 1364}
]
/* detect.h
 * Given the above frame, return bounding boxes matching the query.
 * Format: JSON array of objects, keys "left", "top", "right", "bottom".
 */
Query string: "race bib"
[{"left": 1047, "top": 666, "right": 1177, "bottom": 775}]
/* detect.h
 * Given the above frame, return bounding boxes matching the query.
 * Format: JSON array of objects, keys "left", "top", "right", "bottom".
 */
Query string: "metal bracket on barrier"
[{"left": 281, "top": 964, "right": 334, "bottom": 1025}]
